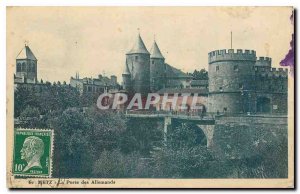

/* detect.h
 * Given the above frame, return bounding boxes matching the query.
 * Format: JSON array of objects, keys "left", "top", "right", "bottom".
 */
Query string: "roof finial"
[
  {"left": 154, "top": 34, "right": 156, "bottom": 41},
  {"left": 230, "top": 31, "right": 233, "bottom": 49},
  {"left": 137, "top": 28, "right": 140, "bottom": 35},
  {"left": 24, "top": 40, "right": 29, "bottom": 46}
]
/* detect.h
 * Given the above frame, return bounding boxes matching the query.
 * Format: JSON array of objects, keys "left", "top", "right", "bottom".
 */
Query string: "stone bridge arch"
[
  {"left": 164, "top": 117, "right": 215, "bottom": 148},
  {"left": 197, "top": 124, "right": 215, "bottom": 148}
]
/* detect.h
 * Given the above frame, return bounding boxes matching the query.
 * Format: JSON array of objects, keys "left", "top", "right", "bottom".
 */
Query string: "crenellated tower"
[
  {"left": 208, "top": 48, "right": 288, "bottom": 114},
  {"left": 255, "top": 57, "right": 272, "bottom": 70},
  {"left": 254, "top": 66, "right": 288, "bottom": 113},
  {"left": 208, "top": 49, "right": 257, "bottom": 113}
]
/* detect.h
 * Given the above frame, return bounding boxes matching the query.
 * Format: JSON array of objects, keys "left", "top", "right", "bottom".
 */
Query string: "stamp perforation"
[{"left": 12, "top": 128, "right": 54, "bottom": 178}]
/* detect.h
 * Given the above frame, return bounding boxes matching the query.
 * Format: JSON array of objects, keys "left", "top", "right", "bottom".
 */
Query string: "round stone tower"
[
  {"left": 208, "top": 49, "right": 257, "bottom": 113},
  {"left": 150, "top": 40, "right": 166, "bottom": 92},
  {"left": 122, "top": 59, "right": 132, "bottom": 92},
  {"left": 126, "top": 34, "right": 150, "bottom": 96}
]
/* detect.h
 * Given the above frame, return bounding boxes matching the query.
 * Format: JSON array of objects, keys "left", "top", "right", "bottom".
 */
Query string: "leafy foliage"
[
  {"left": 188, "top": 69, "right": 208, "bottom": 80},
  {"left": 20, "top": 106, "right": 40, "bottom": 118},
  {"left": 49, "top": 107, "right": 127, "bottom": 177},
  {"left": 14, "top": 84, "right": 288, "bottom": 178},
  {"left": 120, "top": 118, "right": 163, "bottom": 155},
  {"left": 92, "top": 150, "right": 150, "bottom": 178}
]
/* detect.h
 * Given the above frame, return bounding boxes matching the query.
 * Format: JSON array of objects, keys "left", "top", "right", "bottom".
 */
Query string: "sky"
[{"left": 7, "top": 7, "right": 293, "bottom": 83}]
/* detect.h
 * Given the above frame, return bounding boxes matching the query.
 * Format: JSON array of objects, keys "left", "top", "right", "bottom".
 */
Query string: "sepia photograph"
[{"left": 6, "top": 6, "right": 294, "bottom": 188}]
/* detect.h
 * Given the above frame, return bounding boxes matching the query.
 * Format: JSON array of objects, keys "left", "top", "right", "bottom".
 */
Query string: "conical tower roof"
[
  {"left": 150, "top": 41, "right": 164, "bottom": 59},
  {"left": 127, "top": 34, "right": 150, "bottom": 55},
  {"left": 16, "top": 45, "right": 37, "bottom": 60}
]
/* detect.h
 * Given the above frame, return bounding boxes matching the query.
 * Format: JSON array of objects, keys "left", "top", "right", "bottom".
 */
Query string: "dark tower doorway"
[{"left": 256, "top": 97, "right": 271, "bottom": 113}]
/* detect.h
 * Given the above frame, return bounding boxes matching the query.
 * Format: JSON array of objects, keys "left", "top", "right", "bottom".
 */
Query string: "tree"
[
  {"left": 188, "top": 69, "right": 208, "bottom": 80},
  {"left": 151, "top": 145, "right": 212, "bottom": 178},
  {"left": 119, "top": 118, "right": 163, "bottom": 155},
  {"left": 150, "top": 123, "right": 212, "bottom": 178},
  {"left": 49, "top": 107, "right": 127, "bottom": 177},
  {"left": 92, "top": 150, "right": 145, "bottom": 178},
  {"left": 20, "top": 106, "right": 40, "bottom": 119},
  {"left": 14, "top": 86, "right": 38, "bottom": 117},
  {"left": 50, "top": 108, "right": 93, "bottom": 177}
]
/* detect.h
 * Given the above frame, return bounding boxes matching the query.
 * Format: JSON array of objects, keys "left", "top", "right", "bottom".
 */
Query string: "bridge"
[
  {"left": 125, "top": 111, "right": 215, "bottom": 125},
  {"left": 125, "top": 111, "right": 216, "bottom": 147},
  {"left": 124, "top": 110, "right": 287, "bottom": 148}
]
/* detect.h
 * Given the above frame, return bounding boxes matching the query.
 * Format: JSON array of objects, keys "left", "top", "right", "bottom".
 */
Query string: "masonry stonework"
[{"left": 208, "top": 49, "right": 288, "bottom": 114}]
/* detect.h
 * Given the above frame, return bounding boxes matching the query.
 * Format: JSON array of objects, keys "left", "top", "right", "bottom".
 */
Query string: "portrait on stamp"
[
  {"left": 20, "top": 136, "right": 44, "bottom": 172},
  {"left": 12, "top": 129, "right": 53, "bottom": 177}
]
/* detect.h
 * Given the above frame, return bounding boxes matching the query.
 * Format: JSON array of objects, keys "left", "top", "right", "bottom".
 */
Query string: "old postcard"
[{"left": 6, "top": 6, "right": 294, "bottom": 188}]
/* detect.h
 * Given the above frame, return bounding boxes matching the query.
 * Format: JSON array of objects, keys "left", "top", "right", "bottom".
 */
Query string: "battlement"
[
  {"left": 208, "top": 49, "right": 256, "bottom": 64},
  {"left": 257, "top": 56, "right": 271, "bottom": 62},
  {"left": 255, "top": 56, "right": 272, "bottom": 67},
  {"left": 255, "top": 67, "right": 288, "bottom": 77}
]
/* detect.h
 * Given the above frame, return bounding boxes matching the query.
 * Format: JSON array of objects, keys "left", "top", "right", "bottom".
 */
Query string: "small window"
[
  {"left": 21, "top": 62, "right": 26, "bottom": 71},
  {"left": 31, "top": 62, "right": 35, "bottom": 72},
  {"left": 29, "top": 63, "right": 32, "bottom": 72},
  {"left": 17, "top": 63, "right": 21, "bottom": 72},
  {"left": 234, "top": 65, "right": 238, "bottom": 71},
  {"left": 239, "top": 83, "right": 243, "bottom": 89},
  {"left": 216, "top": 66, "right": 219, "bottom": 71},
  {"left": 219, "top": 86, "right": 223, "bottom": 91},
  {"left": 135, "top": 56, "right": 138, "bottom": 61},
  {"left": 152, "top": 60, "right": 154, "bottom": 65}
]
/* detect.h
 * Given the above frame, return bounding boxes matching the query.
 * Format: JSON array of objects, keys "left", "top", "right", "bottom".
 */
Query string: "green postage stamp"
[{"left": 12, "top": 128, "right": 54, "bottom": 177}]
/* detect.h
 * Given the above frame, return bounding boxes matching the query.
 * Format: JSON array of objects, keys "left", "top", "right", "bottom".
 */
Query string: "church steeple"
[
  {"left": 16, "top": 45, "right": 38, "bottom": 83},
  {"left": 16, "top": 45, "right": 37, "bottom": 61}
]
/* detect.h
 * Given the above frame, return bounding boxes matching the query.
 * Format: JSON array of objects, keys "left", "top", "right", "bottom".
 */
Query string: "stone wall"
[
  {"left": 207, "top": 48, "right": 288, "bottom": 114},
  {"left": 150, "top": 58, "right": 165, "bottom": 91},
  {"left": 126, "top": 53, "right": 151, "bottom": 96},
  {"left": 211, "top": 116, "right": 287, "bottom": 160},
  {"left": 208, "top": 50, "right": 256, "bottom": 113}
]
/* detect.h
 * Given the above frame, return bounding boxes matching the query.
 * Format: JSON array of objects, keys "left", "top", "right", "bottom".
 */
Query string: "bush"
[
  {"left": 50, "top": 107, "right": 127, "bottom": 177},
  {"left": 150, "top": 145, "right": 212, "bottom": 178},
  {"left": 92, "top": 150, "right": 151, "bottom": 178}
]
